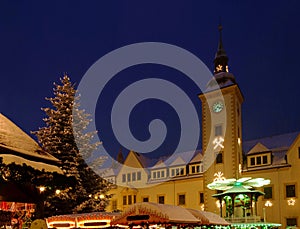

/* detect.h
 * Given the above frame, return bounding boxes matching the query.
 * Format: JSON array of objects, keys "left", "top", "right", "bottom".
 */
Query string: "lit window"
[
  {"left": 286, "top": 184, "right": 296, "bottom": 198},
  {"left": 122, "top": 174, "right": 126, "bottom": 183},
  {"left": 178, "top": 194, "right": 185, "bottom": 205},
  {"left": 112, "top": 200, "right": 117, "bottom": 210}
]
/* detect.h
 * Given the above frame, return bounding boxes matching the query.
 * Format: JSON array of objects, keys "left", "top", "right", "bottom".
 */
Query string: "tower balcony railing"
[{"left": 225, "top": 215, "right": 261, "bottom": 223}]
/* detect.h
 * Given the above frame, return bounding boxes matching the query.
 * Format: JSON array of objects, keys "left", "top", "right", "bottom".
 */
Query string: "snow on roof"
[
  {"left": 247, "top": 142, "right": 270, "bottom": 155},
  {"left": 0, "top": 113, "right": 59, "bottom": 162},
  {"left": 111, "top": 202, "right": 200, "bottom": 225},
  {"left": 243, "top": 131, "right": 300, "bottom": 154},
  {"left": 0, "top": 113, "right": 62, "bottom": 173},
  {"left": 187, "top": 209, "right": 230, "bottom": 225}
]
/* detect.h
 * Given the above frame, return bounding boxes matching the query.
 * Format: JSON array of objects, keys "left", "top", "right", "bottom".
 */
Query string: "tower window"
[
  {"left": 216, "top": 152, "right": 223, "bottom": 164},
  {"left": 215, "top": 125, "right": 223, "bottom": 136}
]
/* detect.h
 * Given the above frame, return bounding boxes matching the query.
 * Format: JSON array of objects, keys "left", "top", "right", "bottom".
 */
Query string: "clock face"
[{"left": 212, "top": 101, "right": 224, "bottom": 113}]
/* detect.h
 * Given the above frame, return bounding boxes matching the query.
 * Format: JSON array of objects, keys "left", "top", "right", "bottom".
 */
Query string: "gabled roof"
[
  {"left": 189, "top": 150, "right": 203, "bottom": 163},
  {"left": 0, "top": 113, "right": 62, "bottom": 173},
  {"left": 243, "top": 131, "right": 300, "bottom": 154},
  {"left": 151, "top": 160, "right": 166, "bottom": 169},
  {"left": 248, "top": 142, "right": 270, "bottom": 155}
]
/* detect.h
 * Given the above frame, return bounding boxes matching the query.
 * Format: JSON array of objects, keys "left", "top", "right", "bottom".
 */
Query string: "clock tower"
[{"left": 199, "top": 25, "right": 244, "bottom": 214}]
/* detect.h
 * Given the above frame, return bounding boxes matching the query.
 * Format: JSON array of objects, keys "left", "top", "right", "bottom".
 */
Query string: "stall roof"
[{"left": 111, "top": 202, "right": 230, "bottom": 226}]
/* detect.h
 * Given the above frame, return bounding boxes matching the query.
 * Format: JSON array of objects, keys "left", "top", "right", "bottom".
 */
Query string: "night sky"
[{"left": 1, "top": 1, "right": 300, "bottom": 160}]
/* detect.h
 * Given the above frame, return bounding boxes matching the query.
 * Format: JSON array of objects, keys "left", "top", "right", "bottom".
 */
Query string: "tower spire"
[{"left": 214, "top": 23, "right": 229, "bottom": 74}]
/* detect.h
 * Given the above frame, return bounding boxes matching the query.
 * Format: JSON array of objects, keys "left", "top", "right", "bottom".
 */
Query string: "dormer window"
[
  {"left": 247, "top": 153, "right": 271, "bottom": 167},
  {"left": 151, "top": 169, "right": 167, "bottom": 180}
]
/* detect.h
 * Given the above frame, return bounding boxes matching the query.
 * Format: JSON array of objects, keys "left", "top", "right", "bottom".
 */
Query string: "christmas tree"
[{"left": 33, "top": 75, "right": 110, "bottom": 215}]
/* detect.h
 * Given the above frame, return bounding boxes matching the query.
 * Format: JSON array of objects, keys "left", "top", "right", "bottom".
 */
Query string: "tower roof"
[{"left": 207, "top": 24, "right": 236, "bottom": 90}]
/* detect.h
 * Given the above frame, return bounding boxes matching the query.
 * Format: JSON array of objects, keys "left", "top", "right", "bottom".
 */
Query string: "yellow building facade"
[{"left": 104, "top": 28, "right": 300, "bottom": 228}]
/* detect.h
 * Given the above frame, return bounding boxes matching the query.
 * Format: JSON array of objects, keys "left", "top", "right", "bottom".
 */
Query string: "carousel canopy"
[
  {"left": 111, "top": 202, "right": 230, "bottom": 226},
  {"left": 212, "top": 185, "right": 264, "bottom": 198},
  {"left": 0, "top": 113, "right": 62, "bottom": 173}
]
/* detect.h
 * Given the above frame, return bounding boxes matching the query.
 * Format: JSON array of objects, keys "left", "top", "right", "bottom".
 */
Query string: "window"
[
  {"left": 128, "top": 195, "right": 132, "bottom": 205},
  {"left": 153, "top": 171, "right": 156, "bottom": 179},
  {"left": 143, "top": 197, "right": 149, "bottom": 202},
  {"left": 171, "top": 169, "right": 175, "bottom": 177},
  {"left": 200, "top": 192, "right": 204, "bottom": 204},
  {"left": 248, "top": 154, "right": 270, "bottom": 167},
  {"left": 158, "top": 195, "right": 165, "bottom": 204},
  {"left": 157, "top": 171, "right": 161, "bottom": 178},
  {"left": 216, "top": 152, "right": 223, "bottom": 164},
  {"left": 264, "top": 187, "right": 273, "bottom": 199},
  {"left": 287, "top": 218, "right": 297, "bottom": 227},
  {"left": 256, "top": 156, "right": 261, "bottom": 165},
  {"left": 161, "top": 170, "right": 165, "bottom": 178},
  {"left": 263, "top": 155, "right": 268, "bottom": 164},
  {"left": 133, "top": 195, "right": 136, "bottom": 204},
  {"left": 132, "top": 172, "right": 136, "bottom": 181},
  {"left": 178, "top": 194, "right": 185, "bottom": 205},
  {"left": 137, "top": 171, "right": 141, "bottom": 180},
  {"left": 298, "top": 147, "right": 300, "bottom": 159},
  {"left": 286, "top": 184, "right": 296, "bottom": 198},
  {"left": 112, "top": 200, "right": 117, "bottom": 210},
  {"left": 122, "top": 174, "right": 126, "bottom": 183},
  {"left": 123, "top": 196, "right": 127, "bottom": 205},
  {"left": 215, "top": 125, "right": 222, "bottom": 136}
]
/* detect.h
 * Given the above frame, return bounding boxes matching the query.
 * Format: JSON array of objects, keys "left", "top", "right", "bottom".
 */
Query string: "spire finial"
[{"left": 214, "top": 22, "right": 228, "bottom": 74}]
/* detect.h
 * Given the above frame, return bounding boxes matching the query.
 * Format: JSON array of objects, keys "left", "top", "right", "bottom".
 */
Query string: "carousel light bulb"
[{"left": 39, "top": 186, "right": 46, "bottom": 192}]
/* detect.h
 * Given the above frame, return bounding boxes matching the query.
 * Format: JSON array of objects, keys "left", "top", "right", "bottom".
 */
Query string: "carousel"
[
  {"left": 207, "top": 176, "right": 281, "bottom": 229},
  {"left": 0, "top": 113, "right": 62, "bottom": 228},
  {"left": 110, "top": 202, "right": 230, "bottom": 228}
]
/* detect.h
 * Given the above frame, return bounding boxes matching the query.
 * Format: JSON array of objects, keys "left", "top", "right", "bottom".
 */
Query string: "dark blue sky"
[{"left": 1, "top": 1, "right": 300, "bottom": 159}]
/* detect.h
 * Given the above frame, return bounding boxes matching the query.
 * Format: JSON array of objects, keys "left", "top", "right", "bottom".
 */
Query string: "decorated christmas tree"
[{"left": 33, "top": 75, "right": 110, "bottom": 215}]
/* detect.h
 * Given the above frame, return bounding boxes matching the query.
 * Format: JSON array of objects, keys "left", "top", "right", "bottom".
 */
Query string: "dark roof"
[{"left": 243, "top": 131, "right": 300, "bottom": 154}]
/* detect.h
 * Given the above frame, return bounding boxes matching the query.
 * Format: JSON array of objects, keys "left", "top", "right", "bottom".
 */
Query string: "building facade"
[{"left": 103, "top": 28, "right": 300, "bottom": 228}]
